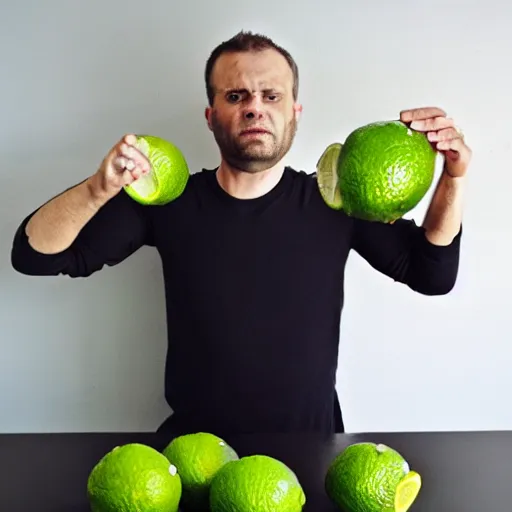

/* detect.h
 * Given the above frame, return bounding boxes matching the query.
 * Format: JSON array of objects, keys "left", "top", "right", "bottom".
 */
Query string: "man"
[{"left": 11, "top": 31, "right": 471, "bottom": 438}]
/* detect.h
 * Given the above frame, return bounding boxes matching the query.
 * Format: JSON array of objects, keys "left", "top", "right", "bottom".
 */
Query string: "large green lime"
[
  {"left": 124, "top": 135, "right": 189, "bottom": 206},
  {"left": 87, "top": 443, "right": 182, "bottom": 512},
  {"left": 325, "top": 442, "right": 422, "bottom": 512},
  {"left": 209, "top": 454, "right": 306, "bottom": 512},
  {"left": 317, "top": 120, "right": 436, "bottom": 222},
  {"left": 162, "top": 432, "right": 239, "bottom": 510}
]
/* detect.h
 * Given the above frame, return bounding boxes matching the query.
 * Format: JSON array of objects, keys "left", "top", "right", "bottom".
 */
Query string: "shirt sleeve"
[
  {"left": 11, "top": 188, "right": 154, "bottom": 278},
  {"left": 350, "top": 216, "right": 462, "bottom": 295}
]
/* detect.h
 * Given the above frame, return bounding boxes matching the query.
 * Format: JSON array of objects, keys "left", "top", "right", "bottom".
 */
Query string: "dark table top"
[{"left": 1, "top": 429, "right": 511, "bottom": 511}]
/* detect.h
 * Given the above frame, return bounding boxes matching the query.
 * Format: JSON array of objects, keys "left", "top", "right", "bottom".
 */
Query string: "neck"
[{"left": 215, "top": 160, "right": 285, "bottom": 199}]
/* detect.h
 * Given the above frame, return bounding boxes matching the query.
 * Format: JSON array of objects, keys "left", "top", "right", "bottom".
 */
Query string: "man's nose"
[{"left": 243, "top": 96, "right": 264, "bottom": 119}]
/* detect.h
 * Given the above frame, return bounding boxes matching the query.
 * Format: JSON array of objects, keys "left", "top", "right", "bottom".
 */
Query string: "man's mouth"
[{"left": 240, "top": 128, "right": 271, "bottom": 135}]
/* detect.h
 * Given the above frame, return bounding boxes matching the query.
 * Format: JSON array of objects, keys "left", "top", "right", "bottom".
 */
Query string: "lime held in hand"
[
  {"left": 317, "top": 120, "right": 436, "bottom": 223},
  {"left": 209, "top": 454, "right": 306, "bottom": 512},
  {"left": 124, "top": 135, "right": 190, "bottom": 206},
  {"left": 162, "top": 432, "right": 239, "bottom": 510},
  {"left": 325, "top": 442, "right": 422, "bottom": 512},
  {"left": 87, "top": 443, "right": 182, "bottom": 512}
]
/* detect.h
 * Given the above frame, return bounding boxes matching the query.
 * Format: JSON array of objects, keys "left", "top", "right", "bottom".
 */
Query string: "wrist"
[
  {"left": 442, "top": 165, "right": 468, "bottom": 181},
  {"left": 440, "top": 170, "right": 467, "bottom": 190},
  {"left": 85, "top": 174, "right": 118, "bottom": 210}
]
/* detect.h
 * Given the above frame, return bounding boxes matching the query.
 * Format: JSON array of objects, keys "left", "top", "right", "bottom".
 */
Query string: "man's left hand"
[{"left": 400, "top": 106, "right": 472, "bottom": 178}]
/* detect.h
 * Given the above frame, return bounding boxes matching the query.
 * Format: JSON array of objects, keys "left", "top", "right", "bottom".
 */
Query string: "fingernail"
[{"left": 410, "top": 121, "right": 420, "bottom": 129}]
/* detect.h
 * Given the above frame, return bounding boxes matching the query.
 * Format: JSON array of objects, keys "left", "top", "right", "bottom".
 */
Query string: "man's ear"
[
  {"left": 205, "top": 107, "right": 213, "bottom": 131},
  {"left": 293, "top": 103, "right": 303, "bottom": 122}
]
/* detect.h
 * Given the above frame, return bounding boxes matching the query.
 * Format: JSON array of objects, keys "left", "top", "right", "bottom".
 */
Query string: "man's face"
[{"left": 205, "top": 48, "right": 302, "bottom": 173}]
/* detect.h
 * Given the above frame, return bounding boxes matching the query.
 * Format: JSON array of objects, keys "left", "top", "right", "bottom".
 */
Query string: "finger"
[
  {"left": 113, "top": 156, "right": 148, "bottom": 183},
  {"left": 123, "top": 133, "right": 137, "bottom": 146},
  {"left": 130, "top": 165, "right": 144, "bottom": 181},
  {"left": 111, "top": 134, "right": 151, "bottom": 174},
  {"left": 436, "top": 136, "right": 466, "bottom": 151},
  {"left": 113, "top": 156, "right": 135, "bottom": 173},
  {"left": 437, "top": 142, "right": 462, "bottom": 168},
  {"left": 410, "top": 116, "right": 454, "bottom": 132},
  {"left": 119, "top": 165, "right": 144, "bottom": 185},
  {"left": 436, "top": 137, "right": 472, "bottom": 163},
  {"left": 118, "top": 142, "right": 151, "bottom": 173},
  {"left": 427, "top": 127, "right": 460, "bottom": 142},
  {"left": 400, "top": 107, "right": 447, "bottom": 122}
]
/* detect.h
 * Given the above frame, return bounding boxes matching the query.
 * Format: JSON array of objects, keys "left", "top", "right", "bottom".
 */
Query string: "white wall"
[{"left": 1, "top": 0, "right": 510, "bottom": 433}]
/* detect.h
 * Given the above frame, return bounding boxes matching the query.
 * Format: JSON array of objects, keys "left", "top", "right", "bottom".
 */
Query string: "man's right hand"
[
  {"left": 90, "top": 134, "right": 152, "bottom": 201},
  {"left": 22, "top": 134, "right": 152, "bottom": 256}
]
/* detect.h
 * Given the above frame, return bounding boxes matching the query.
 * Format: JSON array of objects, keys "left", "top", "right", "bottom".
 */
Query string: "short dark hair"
[{"left": 204, "top": 30, "right": 299, "bottom": 106}]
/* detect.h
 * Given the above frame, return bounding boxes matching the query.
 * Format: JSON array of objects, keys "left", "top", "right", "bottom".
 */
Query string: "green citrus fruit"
[
  {"left": 316, "top": 142, "right": 344, "bottom": 210},
  {"left": 87, "top": 443, "right": 182, "bottom": 512},
  {"left": 162, "top": 432, "right": 239, "bottom": 510},
  {"left": 317, "top": 120, "right": 436, "bottom": 222},
  {"left": 209, "top": 454, "right": 306, "bottom": 512},
  {"left": 124, "top": 134, "right": 189, "bottom": 206},
  {"left": 325, "top": 442, "right": 422, "bottom": 512}
]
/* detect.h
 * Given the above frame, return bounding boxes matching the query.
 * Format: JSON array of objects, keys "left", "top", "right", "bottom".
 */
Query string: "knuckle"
[{"left": 433, "top": 116, "right": 446, "bottom": 128}]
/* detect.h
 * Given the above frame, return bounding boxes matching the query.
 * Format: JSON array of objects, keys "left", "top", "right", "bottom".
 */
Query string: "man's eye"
[{"left": 227, "top": 93, "right": 241, "bottom": 102}]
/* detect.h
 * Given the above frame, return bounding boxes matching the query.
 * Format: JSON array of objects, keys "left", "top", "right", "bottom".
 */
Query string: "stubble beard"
[{"left": 211, "top": 113, "right": 298, "bottom": 174}]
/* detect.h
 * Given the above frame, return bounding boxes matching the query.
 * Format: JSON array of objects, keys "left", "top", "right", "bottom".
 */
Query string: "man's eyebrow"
[
  {"left": 222, "top": 87, "right": 283, "bottom": 95},
  {"left": 223, "top": 88, "right": 248, "bottom": 94}
]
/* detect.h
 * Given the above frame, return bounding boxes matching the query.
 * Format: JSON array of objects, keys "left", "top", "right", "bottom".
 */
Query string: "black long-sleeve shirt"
[{"left": 11, "top": 167, "right": 461, "bottom": 437}]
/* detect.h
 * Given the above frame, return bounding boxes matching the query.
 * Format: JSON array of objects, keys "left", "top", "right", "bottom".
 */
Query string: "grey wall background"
[{"left": 1, "top": 0, "right": 510, "bottom": 433}]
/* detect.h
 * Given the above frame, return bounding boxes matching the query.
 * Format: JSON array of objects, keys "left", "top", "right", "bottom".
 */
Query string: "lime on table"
[
  {"left": 325, "top": 442, "right": 421, "bottom": 512},
  {"left": 162, "top": 432, "right": 239, "bottom": 510},
  {"left": 209, "top": 454, "right": 306, "bottom": 512},
  {"left": 317, "top": 120, "right": 436, "bottom": 223},
  {"left": 87, "top": 443, "right": 182, "bottom": 512},
  {"left": 124, "top": 134, "right": 189, "bottom": 206}
]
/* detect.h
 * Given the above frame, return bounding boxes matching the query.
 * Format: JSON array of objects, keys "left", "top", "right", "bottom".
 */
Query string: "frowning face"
[{"left": 205, "top": 48, "right": 302, "bottom": 173}]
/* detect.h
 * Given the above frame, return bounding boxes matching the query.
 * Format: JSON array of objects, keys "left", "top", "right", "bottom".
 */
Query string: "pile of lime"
[
  {"left": 86, "top": 432, "right": 422, "bottom": 512},
  {"left": 325, "top": 441, "right": 422, "bottom": 512},
  {"left": 86, "top": 432, "right": 306, "bottom": 512},
  {"left": 316, "top": 120, "right": 437, "bottom": 223},
  {"left": 123, "top": 134, "right": 190, "bottom": 206}
]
